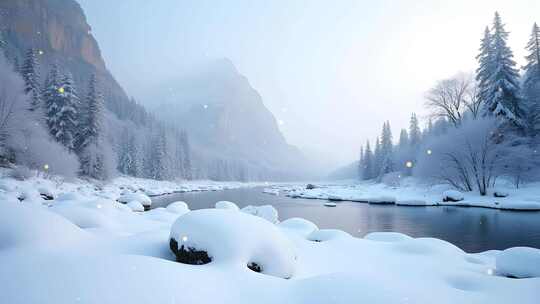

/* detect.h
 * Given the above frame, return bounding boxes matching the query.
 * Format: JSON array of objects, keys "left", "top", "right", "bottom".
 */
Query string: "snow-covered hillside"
[{"left": 1, "top": 174, "right": 539, "bottom": 303}]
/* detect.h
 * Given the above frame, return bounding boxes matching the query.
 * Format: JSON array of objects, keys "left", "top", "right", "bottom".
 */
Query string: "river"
[{"left": 152, "top": 187, "right": 540, "bottom": 253}]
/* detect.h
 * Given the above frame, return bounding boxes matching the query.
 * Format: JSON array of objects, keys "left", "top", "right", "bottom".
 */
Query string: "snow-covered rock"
[
  {"left": 262, "top": 188, "right": 280, "bottom": 195},
  {"left": 127, "top": 201, "right": 144, "bottom": 212},
  {"left": 493, "top": 190, "right": 509, "bottom": 198},
  {"left": 278, "top": 218, "right": 318, "bottom": 237},
  {"left": 166, "top": 201, "right": 190, "bottom": 215},
  {"left": 496, "top": 247, "right": 540, "bottom": 278},
  {"left": 215, "top": 201, "right": 240, "bottom": 211},
  {"left": 241, "top": 205, "right": 279, "bottom": 224},
  {"left": 169, "top": 209, "right": 296, "bottom": 278},
  {"left": 443, "top": 190, "right": 464, "bottom": 202},
  {"left": 323, "top": 202, "right": 337, "bottom": 207},
  {"left": 117, "top": 192, "right": 152, "bottom": 208}
]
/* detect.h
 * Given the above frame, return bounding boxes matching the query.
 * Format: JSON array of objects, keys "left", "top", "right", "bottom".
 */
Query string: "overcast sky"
[{"left": 78, "top": 0, "right": 539, "bottom": 168}]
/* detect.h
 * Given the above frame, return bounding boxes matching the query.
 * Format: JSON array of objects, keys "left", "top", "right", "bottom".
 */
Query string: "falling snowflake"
[{"left": 405, "top": 161, "right": 413, "bottom": 168}]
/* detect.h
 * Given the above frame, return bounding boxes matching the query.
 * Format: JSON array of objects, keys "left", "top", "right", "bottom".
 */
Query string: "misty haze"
[{"left": 0, "top": 0, "right": 539, "bottom": 303}]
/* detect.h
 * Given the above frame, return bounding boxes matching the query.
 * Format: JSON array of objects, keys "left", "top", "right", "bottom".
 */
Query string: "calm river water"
[{"left": 152, "top": 187, "right": 540, "bottom": 253}]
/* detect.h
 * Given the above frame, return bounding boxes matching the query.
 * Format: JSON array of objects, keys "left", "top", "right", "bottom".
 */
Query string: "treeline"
[
  {"left": 358, "top": 12, "right": 540, "bottom": 194},
  {"left": 0, "top": 37, "right": 193, "bottom": 181}
]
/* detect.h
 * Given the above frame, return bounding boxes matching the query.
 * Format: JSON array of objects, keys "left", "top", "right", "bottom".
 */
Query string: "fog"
[{"left": 78, "top": 0, "right": 539, "bottom": 169}]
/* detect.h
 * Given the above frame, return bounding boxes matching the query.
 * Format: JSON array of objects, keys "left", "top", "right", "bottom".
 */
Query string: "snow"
[
  {"left": 364, "top": 232, "right": 413, "bottom": 242},
  {"left": 443, "top": 190, "right": 465, "bottom": 202},
  {"left": 241, "top": 205, "right": 279, "bottom": 223},
  {"left": 307, "top": 229, "right": 352, "bottom": 242},
  {"left": 280, "top": 178, "right": 540, "bottom": 211},
  {"left": 496, "top": 247, "right": 540, "bottom": 278},
  {"left": 117, "top": 192, "right": 152, "bottom": 207},
  {"left": 215, "top": 200, "right": 240, "bottom": 211},
  {"left": 127, "top": 201, "right": 144, "bottom": 212},
  {"left": 278, "top": 218, "right": 318, "bottom": 237},
  {"left": 169, "top": 209, "right": 296, "bottom": 279},
  {"left": 1, "top": 173, "right": 540, "bottom": 303},
  {"left": 166, "top": 201, "right": 190, "bottom": 214}
]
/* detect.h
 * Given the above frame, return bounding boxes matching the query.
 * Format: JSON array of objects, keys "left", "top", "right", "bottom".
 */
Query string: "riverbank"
[{"left": 271, "top": 178, "right": 540, "bottom": 211}]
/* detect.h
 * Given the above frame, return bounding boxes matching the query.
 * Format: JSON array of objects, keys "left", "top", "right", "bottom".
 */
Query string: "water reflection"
[{"left": 152, "top": 187, "right": 540, "bottom": 253}]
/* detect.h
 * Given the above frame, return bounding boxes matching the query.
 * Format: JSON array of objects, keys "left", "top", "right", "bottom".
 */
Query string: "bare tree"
[
  {"left": 415, "top": 117, "right": 502, "bottom": 195},
  {"left": 425, "top": 73, "right": 479, "bottom": 127}
]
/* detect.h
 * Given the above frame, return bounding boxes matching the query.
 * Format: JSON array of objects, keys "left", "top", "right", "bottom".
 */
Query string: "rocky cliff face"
[{"left": 0, "top": 0, "right": 129, "bottom": 112}]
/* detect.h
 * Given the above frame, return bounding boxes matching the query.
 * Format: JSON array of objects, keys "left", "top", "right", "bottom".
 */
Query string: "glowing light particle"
[
  {"left": 487, "top": 268, "right": 494, "bottom": 276},
  {"left": 405, "top": 161, "right": 413, "bottom": 168},
  {"left": 43, "top": 164, "right": 49, "bottom": 170},
  {"left": 181, "top": 236, "right": 188, "bottom": 242},
  {"left": 203, "top": 104, "right": 208, "bottom": 109},
  {"left": 58, "top": 87, "right": 65, "bottom": 94},
  {"left": 38, "top": 50, "right": 44, "bottom": 55},
  {"left": 278, "top": 119, "right": 284, "bottom": 125},
  {"left": 96, "top": 204, "right": 102, "bottom": 209},
  {"left": 426, "top": 149, "right": 432, "bottom": 155}
]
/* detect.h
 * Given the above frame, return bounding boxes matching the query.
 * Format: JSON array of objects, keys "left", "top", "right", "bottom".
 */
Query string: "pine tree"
[
  {"left": 373, "top": 136, "right": 382, "bottom": 177},
  {"left": 481, "top": 12, "right": 524, "bottom": 125},
  {"left": 21, "top": 49, "right": 42, "bottom": 112},
  {"left": 150, "top": 128, "right": 168, "bottom": 180},
  {"left": 54, "top": 72, "right": 79, "bottom": 151},
  {"left": 43, "top": 64, "right": 63, "bottom": 139},
  {"left": 476, "top": 26, "right": 494, "bottom": 109},
  {"left": 398, "top": 129, "right": 409, "bottom": 150},
  {"left": 180, "top": 130, "right": 192, "bottom": 180},
  {"left": 409, "top": 113, "right": 421, "bottom": 149},
  {"left": 523, "top": 22, "right": 540, "bottom": 136},
  {"left": 379, "top": 121, "right": 394, "bottom": 175},
  {"left": 358, "top": 145, "right": 364, "bottom": 180},
  {"left": 78, "top": 74, "right": 103, "bottom": 151},
  {"left": 363, "top": 140, "right": 373, "bottom": 180}
]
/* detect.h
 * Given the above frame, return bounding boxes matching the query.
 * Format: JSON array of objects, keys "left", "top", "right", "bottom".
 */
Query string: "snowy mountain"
[{"left": 149, "top": 59, "right": 312, "bottom": 180}]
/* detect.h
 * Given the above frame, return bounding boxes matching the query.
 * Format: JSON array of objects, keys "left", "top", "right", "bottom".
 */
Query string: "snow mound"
[
  {"left": 0, "top": 201, "right": 86, "bottom": 250},
  {"left": 127, "top": 201, "right": 144, "bottom": 212},
  {"left": 118, "top": 192, "right": 152, "bottom": 207},
  {"left": 169, "top": 209, "right": 296, "bottom": 279},
  {"left": 166, "top": 201, "right": 190, "bottom": 215},
  {"left": 241, "top": 205, "right": 279, "bottom": 223},
  {"left": 496, "top": 247, "right": 540, "bottom": 278},
  {"left": 55, "top": 192, "right": 84, "bottom": 202},
  {"left": 443, "top": 190, "right": 464, "bottom": 202},
  {"left": 215, "top": 200, "right": 240, "bottom": 211},
  {"left": 144, "top": 207, "right": 181, "bottom": 223},
  {"left": 393, "top": 237, "right": 465, "bottom": 256},
  {"left": 51, "top": 199, "right": 123, "bottom": 229},
  {"left": 278, "top": 218, "right": 318, "bottom": 237},
  {"left": 364, "top": 232, "right": 413, "bottom": 242},
  {"left": 368, "top": 196, "right": 396, "bottom": 204},
  {"left": 307, "top": 229, "right": 352, "bottom": 242}
]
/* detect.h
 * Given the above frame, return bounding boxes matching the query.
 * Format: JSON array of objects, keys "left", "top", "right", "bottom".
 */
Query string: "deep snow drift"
[{"left": 1, "top": 174, "right": 539, "bottom": 303}]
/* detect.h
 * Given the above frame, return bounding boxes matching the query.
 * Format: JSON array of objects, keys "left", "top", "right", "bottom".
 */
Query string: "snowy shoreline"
[
  {"left": 1, "top": 174, "right": 540, "bottom": 303},
  {"left": 267, "top": 178, "right": 540, "bottom": 211}
]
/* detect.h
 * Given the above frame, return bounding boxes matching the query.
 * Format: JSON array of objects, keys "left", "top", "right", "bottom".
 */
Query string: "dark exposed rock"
[
  {"left": 247, "top": 262, "right": 262, "bottom": 273},
  {"left": 169, "top": 238, "right": 212, "bottom": 265}
]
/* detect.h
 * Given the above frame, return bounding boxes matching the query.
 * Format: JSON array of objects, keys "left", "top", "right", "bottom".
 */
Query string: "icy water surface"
[{"left": 152, "top": 187, "right": 540, "bottom": 253}]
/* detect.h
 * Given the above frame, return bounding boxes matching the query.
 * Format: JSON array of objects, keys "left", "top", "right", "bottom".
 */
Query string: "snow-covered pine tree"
[
  {"left": 180, "top": 130, "right": 192, "bottom": 180},
  {"left": 149, "top": 127, "right": 168, "bottom": 180},
  {"left": 358, "top": 145, "right": 364, "bottom": 180},
  {"left": 21, "top": 49, "right": 42, "bottom": 112},
  {"left": 363, "top": 140, "right": 373, "bottom": 180},
  {"left": 379, "top": 121, "right": 394, "bottom": 175},
  {"left": 481, "top": 12, "right": 524, "bottom": 125},
  {"left": 409, "top": 113, "right": 421, "bottom": 149},
  {"left": 373, "top": 136, "right": 382, "bottom": 178},
  {"left": 523, "top": 22, "right": 540, "bottom": 136},
  {"left": 78, "top": 74, "right": 103, "bottom": 150},
  {"left": 476, "top": 26, "right": 494, "bottom": 110},
  {"left": 398, "top": 129, "right": 409, "bottom": 150},
  {"left": 43, "top": 64, "right": 63, "bottom": 139},
  {"left": 54, "top": 72, "right": 79, "bottom": 151}
]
